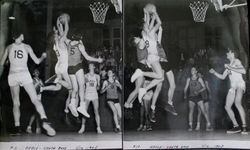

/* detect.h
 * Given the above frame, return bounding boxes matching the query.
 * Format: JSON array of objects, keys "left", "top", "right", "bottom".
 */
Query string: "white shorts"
[
  {"left": 85, "top": 92, "right": 98, "bottom": 101},
  {"left": 55, "top": 62, "right": 68, "bottom": 75},
  {"left": 230, "top": 81, "right": 246, "bottom": 93},
  {"left": 8, "top": 72, "right": 33, "bottom": 87},
  {"left": 146, "top": 54, "right": 160, "bottom": 68}
]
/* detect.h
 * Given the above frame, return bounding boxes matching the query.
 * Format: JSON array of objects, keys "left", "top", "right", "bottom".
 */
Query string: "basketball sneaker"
[
  {"left": 41, "top": 119, "right": 56, "bottom": 137},
  {"left": 149, "top": 109, "right": 156, "bottom": 123},
  {"left": 227, "top": 126, "right": 241, "bottom": 134},
  {"left": 10, "top": 126, "right": 22, "bottom": 136},
  {"left": 241, "top": 127, "right": 249, "bottom": 135},
  {"left": 77, "top": 103, "right": 90, "bottom": 118},
  {"left": 68, "top": 100, "right": 79, "bottom": 117},
  {"left": 164, "top": 103, "right": 178, "bottom": 116},
  {"left": 78, "top": 125, "right": 85, "bottom": 134}
]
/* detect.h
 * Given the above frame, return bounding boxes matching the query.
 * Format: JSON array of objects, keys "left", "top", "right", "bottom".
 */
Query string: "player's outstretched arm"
[
  {"left": 184, "top": 78, "right": 190, "bottom": 99},
  {"left": 210, "top": 68, "right": 229, "bottom": 80},
  {"left": 26, "top": 45, "right": 46, "bottom": 65},
  {"left": 78, "top": 41, "right": 103, "bottom": 63}
]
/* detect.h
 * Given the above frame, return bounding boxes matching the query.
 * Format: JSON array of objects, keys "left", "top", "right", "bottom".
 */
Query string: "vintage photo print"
[
  {"left": 123, "top": 0, "right": 249, "bottom": 149},
  {"left": 0, "top": 0, "right": 122, "bottom": 149}
]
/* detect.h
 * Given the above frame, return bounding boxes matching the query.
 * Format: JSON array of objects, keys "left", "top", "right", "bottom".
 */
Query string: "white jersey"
[
  {"left": 228, "top": 59, "right": 245, "bottom": 91},
  {"left": 53, "top": 42, "right": 68, "bottom": 65},
  {"left": 53, "top": 41, "right": 68, "bottom": 74},
  {"left": 144, "top": 35, "right": 158, "bottom": 56},
  {"left": 85, "top": 73, "right": 99, "bottom": 100},
  {"left": 8, "top": 43, "right": 29, "bottom": 74}
]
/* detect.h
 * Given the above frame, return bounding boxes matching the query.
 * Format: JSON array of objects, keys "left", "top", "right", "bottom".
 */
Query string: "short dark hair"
[
  {"left": 227, "top": 48, "right": 238, "bottom": 58},
  {"left": 12, "top": 31, "right": 22, "bottom": 40}
]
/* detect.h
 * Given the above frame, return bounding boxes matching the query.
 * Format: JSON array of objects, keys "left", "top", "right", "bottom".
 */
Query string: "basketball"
[
  {"left": 60, "top": 13, "right": 70, "bottom": 23},
  {"left": 144, "top": 3, "right": 156, "bottom": 14}
]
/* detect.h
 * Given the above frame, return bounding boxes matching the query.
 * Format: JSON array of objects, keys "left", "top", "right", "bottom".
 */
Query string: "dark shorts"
[
  {"left": 137, "top": 63, "right": 151, "bottom": 72},
  {"left": 107, "top": 98, "right": 120, "bottom": 104},
  {"left": 160, "top": 61, "right": 172, "bottom": 72},
  {"left": 188, "top": 95, "right": 203, "bottom": 103},
  {"left": 68, "top": 63, "right": 82, "bottom": 75},
  {"left": 201, "top": 91, "right": 208, "bottom": 101}
]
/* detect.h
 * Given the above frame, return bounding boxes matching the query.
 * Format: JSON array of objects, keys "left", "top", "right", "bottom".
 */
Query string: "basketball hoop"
[
  {"left": 189, "top": 1, "right": 209, "bottom": 22},
  {"left": 89, "top": 2, "right": 109, "bottom": 24}
]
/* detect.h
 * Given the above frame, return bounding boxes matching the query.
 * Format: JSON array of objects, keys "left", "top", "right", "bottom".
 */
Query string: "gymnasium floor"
[{"left": 0, "top": 132, "right": 121, "bottom": 142}]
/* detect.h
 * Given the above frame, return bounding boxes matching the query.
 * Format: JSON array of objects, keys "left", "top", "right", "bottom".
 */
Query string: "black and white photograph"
[
  {"left": 123, "top": 0, "right": 249, "bottom": 149},
  {"left": 0, "top": 0, "right": 123, "bottom": 149}
]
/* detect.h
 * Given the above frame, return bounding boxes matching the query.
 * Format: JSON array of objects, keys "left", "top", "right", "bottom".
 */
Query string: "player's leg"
[
  {"left": 114, "top": 102, "right": 122, "bottom": 124},
  {"left": 61, "top": 72, "right": 73, "bottom": 90},
  {"left": 138, "top": 62, "right": 164, "bottom": 102},
  {"left": 234, "top": 88, "right": 248, "bottom": 134},
  {"left": 137, "top": 103, "right": 144, "bottom": 131},
  {"left": 10, "top": 86, "right": 21, "bottom": 130},
  {"left": 225, "top": 89, "right": 241, "bottom": 133},
  {"left": 197, "top": 101, "right": 212, "bottom": 131},
  {"left": 108, "top": 101, "right": 120, "bottom": 132},
  {"left": 149, "top": 82, "right": 162, "bottom": 122},
  {"left": 196, "top": 107, "right": 201, "bottom": 131},
  {"left": 41, "top": 75, "right": 62, "bottom": 91},
  {"left": 35, "top": 116, "right": 41, "bottom": 134},
  {"left": 188, "top": 100, "right": 195, "bottom": 131},
  {"left": 68, "top": 74, "right": 79, "bottom": 117},
  {"left": 26, "top": 114, "right": 36, "bottom": 133},
  {"left": 124, "top": 76, "right": 145, "bottom": 108},
  {"left": 23, "top": 83, "right": 56, "bottom": 136},
  {"left": 76, "top": 69, "right": 90, "bottom": 118},
  {"left": 144, "top": 98, "right": 152, "bottom": 131},
  {"left": 78, "top": 99, "right": 91, "bottom": 134},
  {"left": 92, "top": 99, "right": 102, "bottom": 134},
  {"left": 164, "top": 70, "right": 178, "bottom": 115}
]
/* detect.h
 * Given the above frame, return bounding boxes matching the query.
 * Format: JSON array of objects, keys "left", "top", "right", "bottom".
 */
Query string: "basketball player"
[
  {"left": 210, "top": 49, "right": 248, "bottom": 134},
  {"left": 78, "top": 63, "right": 102, "bottom": 134},
  {"left": 195, "top": 72, "right": 212, "bottom": 131},
  {"left": 184, "top": 67, "right": 212, "bottom": 131},
  {"left": 131, "top": 8, "right": 165, "bottom": 117},
  {"left": 0, "top": 33, "right": 56, "bottom": 136},
  {"left": 41, "top": 14, "right": 77, "bottom": 116},
  {"left": 26, "top": 69, "right": 43, "bottom": 134},
  {"left": 101, "top": 68, "right": 122, "bottom": 133},
  {"left": 67, "top": 32, "right": 103, "bottom": 118}
]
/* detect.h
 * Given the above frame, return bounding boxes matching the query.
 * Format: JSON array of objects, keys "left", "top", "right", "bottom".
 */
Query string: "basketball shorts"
[
  {"left": 230, "top": 81, "right": 246, "bottom": 93},
  {"left": 107, "top": 98, "right": 120, "bottom": 104},
  {"left": 146, "top": 54, "right": 160, "bottom": 68},
  {"left": 188, "top": 95, "right": 203, "bottom": 103},
  {"left": 55, "top": 62, "right": 68, "bottom": 75},
  {"left": 68, "top": 63, "right": 82, "bottom": 75},
  {"left": 160, "top": 61, "right": 172, "bottom": 72},
  {"left": 8, "top": 72, "right": 33, "bottom": 87},
  {"left": 85, "top": 92, "right": 98, "bottom": 101}
]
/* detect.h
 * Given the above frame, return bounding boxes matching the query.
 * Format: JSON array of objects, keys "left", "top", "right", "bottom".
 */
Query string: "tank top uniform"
[
  {"left": 106, "top": 80, "right": 120, "bottom": 104},
  {"left": 54, "top": 41, "right": 68, "bottom": 75},
  {"left": 85, "top": 73, "right": 98, "bottom": 100},
  {"left": 8, "top": 43, "right": 33, "bottom": 86},
  {"left": 228, "top": 59, "right": 246, "bottom": 92},
  {"left": 137, "top": 36, "right": 167, "bottom": 68},
  {"left": 68, "top": 44, "right": 83, "bottom": 75},
  {"left": 188, "top": 77, "right": 203, "bottom": 103}
]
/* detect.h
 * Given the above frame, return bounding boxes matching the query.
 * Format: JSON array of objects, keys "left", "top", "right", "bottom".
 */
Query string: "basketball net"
[
  {"left": 189, "top": 1, "right": 209, "bottom": 22},
  {"left": 89, "top": 2, "right": 109, "bottom": 24}
]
